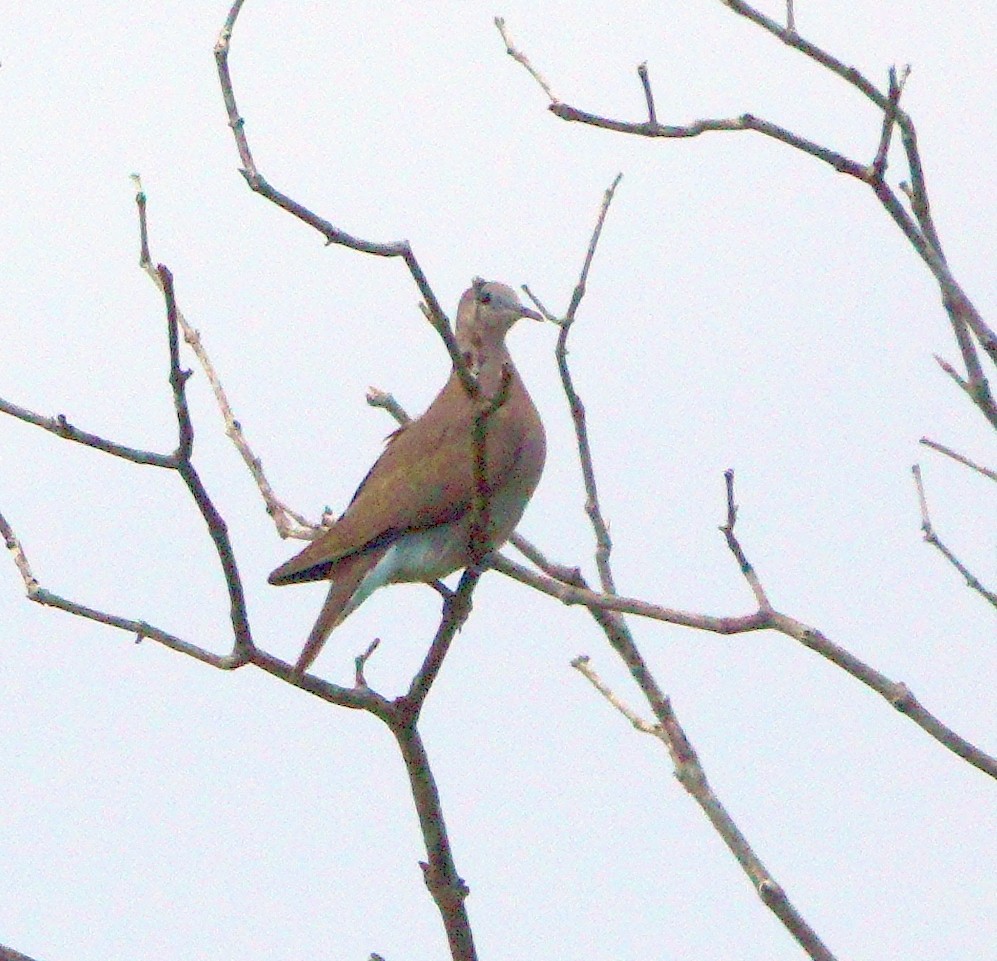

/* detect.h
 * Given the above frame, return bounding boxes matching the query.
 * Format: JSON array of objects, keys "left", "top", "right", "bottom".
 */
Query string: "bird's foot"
[{"left": 430, "top": 579, "right": 455, "bottom": 601}]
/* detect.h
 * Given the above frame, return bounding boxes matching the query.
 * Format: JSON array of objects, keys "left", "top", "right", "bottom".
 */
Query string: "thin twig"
[
  {"left": 553, "top": 174, "right": 622, "bottom": 594},
  {"left": 933, "top": 352, "right": 997, "bottom": 431},
  {"left": 637, "top": 62, "right": 656, "bottom": 125},
  {"left": 354, "top": 638, "right": 381, "bottom": 689},
  {"left": 132, "top": 174, "right": 151, "bottom": 266},
  {"left": 214, "top": 0, "right": 472, "bottom": 393},
  {"left": 720, "top": 469, "right": 772, "bottom": 611},
  {"left": 919, "top": 437, "right": 997, "bottom": 483},
  {"left": 0, "top": 398, "right": 175, "bottom": 467},
  {"left": 367, "top": 387, "right": 412, "bottom": 425},
  {"left": 871, "top": 66, "right": 905, "bottom": 180},
  {"left": 912, "top": 465, "right": 997, "bottom": 611},
  {"left": 132, "top": 179, "right": 317, "bottom": 538},
  {"left": 494, "top": 17, "right": 556, "bottom": 101},
  {"left": 571, "top": 655, "right": 658, "bottom": 734}
]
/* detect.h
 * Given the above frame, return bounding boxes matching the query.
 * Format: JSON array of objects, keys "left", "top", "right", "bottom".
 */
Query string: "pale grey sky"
[{"left": 2, "top": 2, "right": 994, "bottom": 960}]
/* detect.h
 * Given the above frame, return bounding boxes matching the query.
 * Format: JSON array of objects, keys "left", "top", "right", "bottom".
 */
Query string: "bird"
[{"left": 269, "top": 280, "right": 547, "bottom": 675}]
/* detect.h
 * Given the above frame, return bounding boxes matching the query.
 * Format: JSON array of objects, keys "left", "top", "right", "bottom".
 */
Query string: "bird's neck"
[{"left": 457, "top": 331, "right": 514, "bottom": 396}]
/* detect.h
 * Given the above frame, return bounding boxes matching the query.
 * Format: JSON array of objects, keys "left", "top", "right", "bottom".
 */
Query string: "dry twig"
[{"left": 496, "top": 1, "right": 997, "bottom": 430}]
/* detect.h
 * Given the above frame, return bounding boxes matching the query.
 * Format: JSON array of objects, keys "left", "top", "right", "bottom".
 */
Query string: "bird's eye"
[{"left": 479, "top": 290, "right": 492, "bottom": 304}]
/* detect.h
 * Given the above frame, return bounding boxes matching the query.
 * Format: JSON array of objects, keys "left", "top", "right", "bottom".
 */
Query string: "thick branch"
[{"left": 392, "top": 723, "right": 477, "bottom": 961}]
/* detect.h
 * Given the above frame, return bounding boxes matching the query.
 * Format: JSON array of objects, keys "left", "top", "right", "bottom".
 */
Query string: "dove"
[{"left": 269, "top": 281, "right": 546, "bottom": 674}]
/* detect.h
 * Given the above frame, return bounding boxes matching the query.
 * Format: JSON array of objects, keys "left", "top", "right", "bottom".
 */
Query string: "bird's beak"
[{"left": 519, "top": 305, "right": 544, "bottom": 323}]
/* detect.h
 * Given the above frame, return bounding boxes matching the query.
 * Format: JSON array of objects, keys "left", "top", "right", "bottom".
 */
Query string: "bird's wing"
[{"left": 268, "top": 372, "right": 537, "bottom": 585}]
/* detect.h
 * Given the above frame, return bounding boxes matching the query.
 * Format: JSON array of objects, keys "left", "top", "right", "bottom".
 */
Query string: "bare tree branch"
[
  {"left": 912, "top": 464, "right": 997, "bottom": 611},
  {"left": 529, "top": 173, "right": 623, "bottom": 595},
  {"left": 491, "top": 529, "right": 997, "bottom": 780},
  {"left": 0, "top": 396, "right": 175, "bottom": 467},
  {"left": 0, "top": 508, "right": 239, "bottom": 667},
  {"left": 527, "top": 180, "right": 841, "bottom": 957},
  {"left": 920, "top": 437, "right": 997, "bottom": 483},
  {"left": 494, "top": 16, "right": 556, "bottom": 102},
  {"left": 392, "top": 724, "right": 476, "bottom": 961},
  {"left": 158, "top": 265, "right": 256, "bottom": 662},
  {"left": 496, "top": 4, "right": 997, "bottom": 429},
  {"left": 571, "top": 655, "right": 838, "bottom": 961},
  {"left": 132, "top": 176, "right": 318, "bottom": 540},
  {"left": 213, "top": 0, "right": 480, "bottom": 397},
  {"left": 0, "top": 254, "right": 260, "bottom": 671}
]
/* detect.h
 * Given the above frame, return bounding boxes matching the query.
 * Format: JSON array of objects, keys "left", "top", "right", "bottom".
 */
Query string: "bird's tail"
[{"left": 292, "top": 551, "right": 376, "bottom": 675}]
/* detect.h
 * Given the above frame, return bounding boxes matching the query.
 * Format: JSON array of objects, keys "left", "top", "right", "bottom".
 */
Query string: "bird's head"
[{"left": 456, "top": 279, "right": 543, "bottom": 350}]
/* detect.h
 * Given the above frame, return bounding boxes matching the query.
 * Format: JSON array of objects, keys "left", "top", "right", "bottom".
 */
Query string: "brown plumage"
[{"left": 269, "top": 281, "right": 546, "bottom": 674}]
